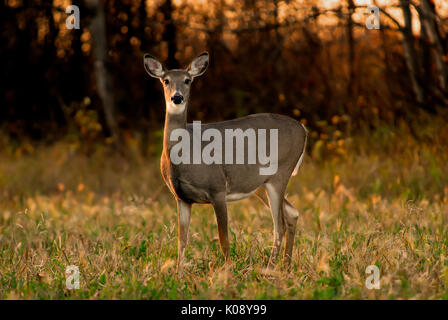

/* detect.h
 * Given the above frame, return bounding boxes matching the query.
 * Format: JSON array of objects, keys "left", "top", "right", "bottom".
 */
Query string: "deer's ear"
[
  {"left": 144, "top": 54, "right": 165, "bottom": 79},
  {"left": 188, "top": 52, "right": 209, "bottom": 78}
]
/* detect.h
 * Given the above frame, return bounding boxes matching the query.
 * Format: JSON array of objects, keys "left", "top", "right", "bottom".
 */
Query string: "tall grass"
[{"left": 0, "top": 117, "right": 447, "bottom": 299}]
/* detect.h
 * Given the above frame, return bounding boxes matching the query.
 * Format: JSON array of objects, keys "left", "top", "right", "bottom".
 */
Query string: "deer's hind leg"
[
  {"left": 255, "top": 186, "right": 299, "bottom": 266},
  {"left": 282, "top": 199, "right": 299, "bottom": 264},
  {"left": 264, "top": 181, "right": 287, "bottom": 268}
]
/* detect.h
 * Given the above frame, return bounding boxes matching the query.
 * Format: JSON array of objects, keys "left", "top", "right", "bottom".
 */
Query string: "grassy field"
[{"left": 1, "top": 118, "right": 448, "bottom": 299}]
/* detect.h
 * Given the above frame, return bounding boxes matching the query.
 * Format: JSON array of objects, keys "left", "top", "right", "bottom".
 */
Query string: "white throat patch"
[{"left": 166, "top": 101, "right": 186, "bottom": 114}]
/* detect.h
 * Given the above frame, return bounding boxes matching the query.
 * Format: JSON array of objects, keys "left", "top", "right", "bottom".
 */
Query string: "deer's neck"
[{"left": 163, "top": 103, "right": 188, "bottom": 153}]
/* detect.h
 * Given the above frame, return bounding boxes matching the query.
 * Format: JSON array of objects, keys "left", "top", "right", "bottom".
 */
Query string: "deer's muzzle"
[{"left": 171, "top": 94, "right": 184, "bottom": 105}]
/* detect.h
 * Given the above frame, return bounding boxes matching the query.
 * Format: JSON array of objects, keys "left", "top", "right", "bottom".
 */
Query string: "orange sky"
[{"left": 167, "top": 0, "right": 447, "bottom": 35}]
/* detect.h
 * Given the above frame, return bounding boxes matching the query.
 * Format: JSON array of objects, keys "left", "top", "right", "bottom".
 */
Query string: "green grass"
[{"left": 0, "top": 119, "right": 448, "bottom": 299}]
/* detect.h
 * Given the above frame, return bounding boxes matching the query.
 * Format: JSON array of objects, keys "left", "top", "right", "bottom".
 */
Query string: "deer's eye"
[
  {"left": 164, "top": 79, "right": 169, "bottom": 85},
  {"left": 185, "top": 79, "right": 191, "bottom": 85}
]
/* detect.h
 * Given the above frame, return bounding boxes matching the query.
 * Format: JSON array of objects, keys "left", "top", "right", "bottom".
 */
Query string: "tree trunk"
[
  {"left": 399, "top": 0, "right": 425, "bottom": 104},
  {"left": 85, "top": 0, "right": 119, "bottom": 140},
  {"left": 420, "top": 0, "right": 447, "bottom": 91},
  {"left": 346, "top": 0, "right": 356, "bottom": 97},
  {"left": 160, "top": 0, "right": 178, "bottom": 69}
]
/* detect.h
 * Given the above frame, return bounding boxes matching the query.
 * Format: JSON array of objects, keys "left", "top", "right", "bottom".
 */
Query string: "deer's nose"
[{"left": 171, "top": 94, "right": 184, "bottom": 105}]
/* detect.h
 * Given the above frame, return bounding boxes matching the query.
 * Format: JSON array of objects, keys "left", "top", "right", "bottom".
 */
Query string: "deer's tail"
[{"left": 292, "top": 126, "right": 307, "bottom": 176}]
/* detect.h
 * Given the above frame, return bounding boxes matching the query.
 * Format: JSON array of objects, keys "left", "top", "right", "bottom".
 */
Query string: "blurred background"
[
  {"left": 1, "top": 1, "right": 448, "bottom": 299},
  {"left": 1, "top": 0, "right": 447, "bottom": 155}
]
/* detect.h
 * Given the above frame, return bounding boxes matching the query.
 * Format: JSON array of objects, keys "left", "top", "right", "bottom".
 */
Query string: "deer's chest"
[{"left": 160, "top": 155, "right": 210, "bottom": 204}]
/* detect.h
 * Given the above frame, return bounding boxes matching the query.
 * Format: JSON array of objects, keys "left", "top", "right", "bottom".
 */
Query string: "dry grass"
[{"left": 1, "top": 119, "right": 448, "bottom": 299}]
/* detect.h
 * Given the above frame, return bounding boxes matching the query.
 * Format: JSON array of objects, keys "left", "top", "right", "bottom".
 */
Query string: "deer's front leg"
[
  {"left": 177, "top": 199, "right": 191, "bottom": 275},
  {"left": 212, "top": 196, "right": 230, "bottom": 261}
]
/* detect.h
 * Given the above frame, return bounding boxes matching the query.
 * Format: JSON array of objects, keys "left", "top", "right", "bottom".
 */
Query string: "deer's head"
[{"left": 144, "top": 52, "right": 209, "bottom": 114}]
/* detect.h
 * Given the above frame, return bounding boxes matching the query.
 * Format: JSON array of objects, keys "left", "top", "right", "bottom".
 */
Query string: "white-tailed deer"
[{"left": 144, "top": 52, "right": 307, "bottom": 273}]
